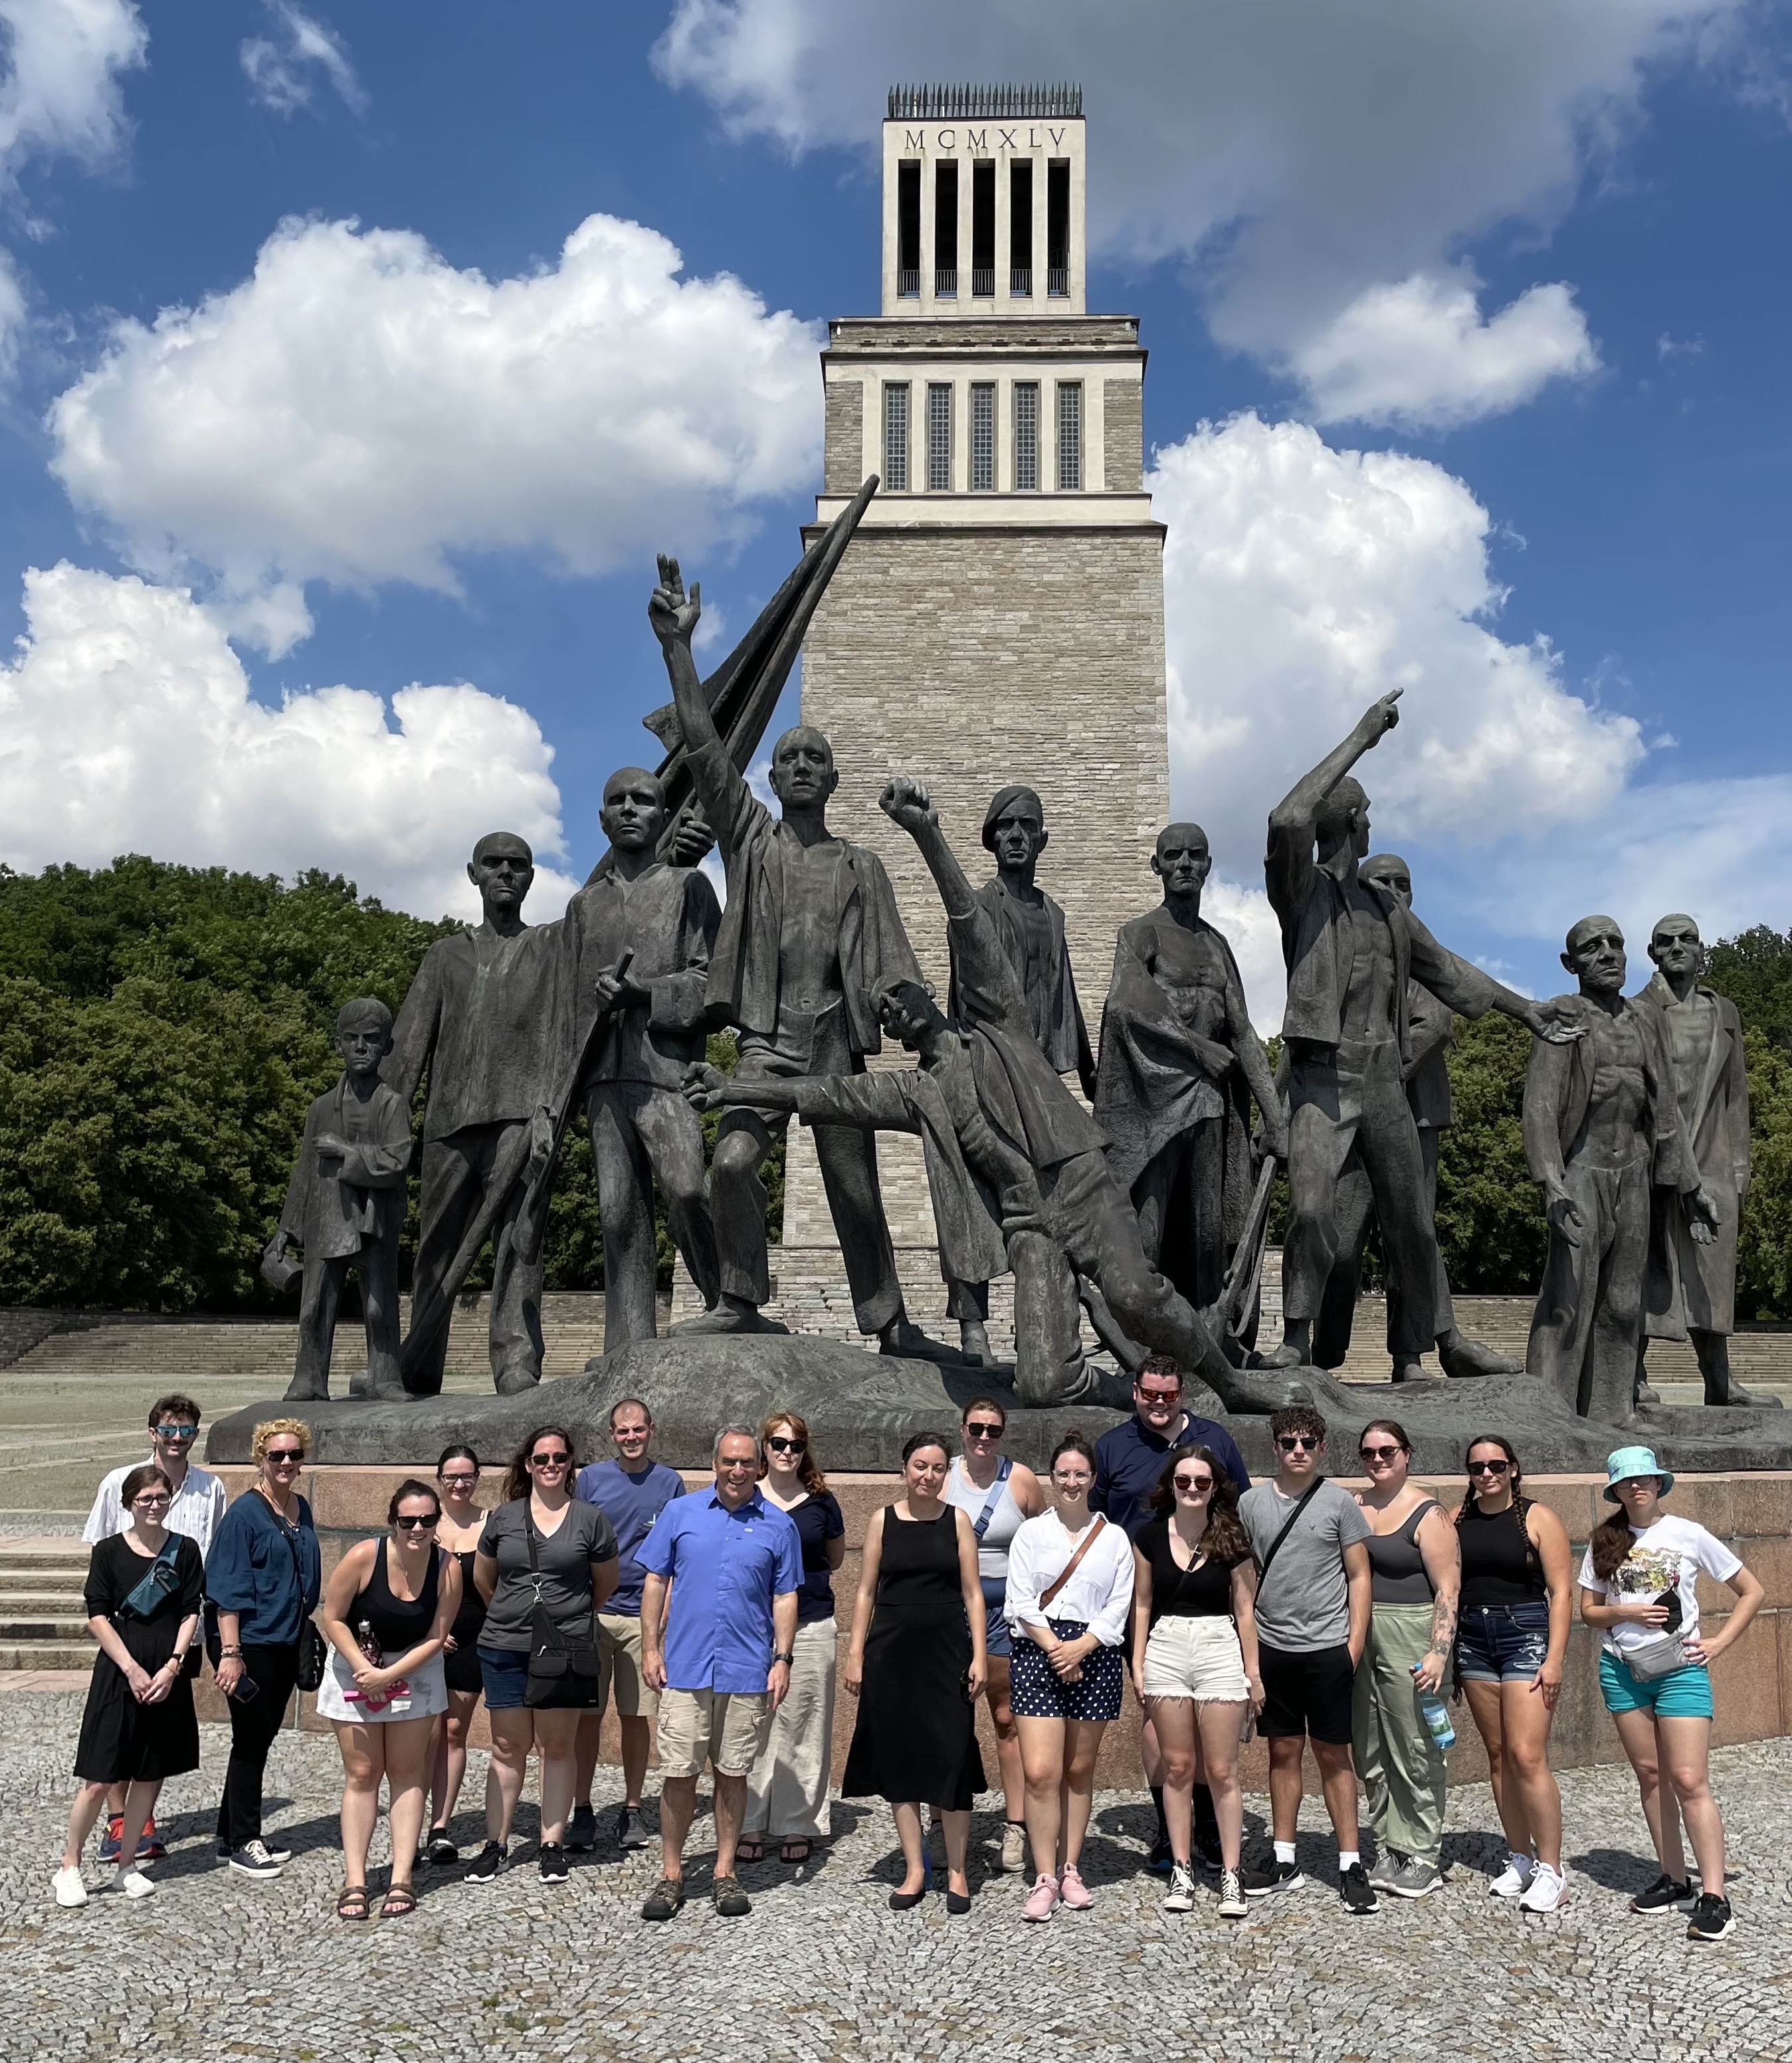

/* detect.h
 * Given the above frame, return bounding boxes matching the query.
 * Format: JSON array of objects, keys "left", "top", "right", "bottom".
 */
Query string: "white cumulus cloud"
[
  {"left": 240, "top": 2, "right": 365, "bottom": 119},
  {"left": 1292, "top": 273, "right": 1600, "bottom": 430},
  {"left": 656, "top": 0, "right": 1738, "bottom": 425},
  {"left": 0, "top": 561, "right": 577, "bottom": 922},
  {"left": 0, "top": 0, "right": 145, "bottom": 189},
  {"left": 47, "top": 211, "right": 823, "bottom": 651}
]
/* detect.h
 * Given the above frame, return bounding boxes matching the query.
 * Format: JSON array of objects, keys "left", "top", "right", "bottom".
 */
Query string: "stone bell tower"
[{"left": 675, "top": 86, "right": 1171, "bottom": 1345}]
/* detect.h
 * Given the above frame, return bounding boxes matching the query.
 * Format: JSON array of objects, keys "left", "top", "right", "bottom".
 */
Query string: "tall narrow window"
[
  {"left": 934, "top": 160, "right": 957, "bottom": 296},
  {"left": 1014, "top": 381, "right": 1039, "bottom": 492},
  {"left": 896, "top": 159, "right": 921, "bottom": 298},
  {"left": 971, "top": 161, "right": 995, "bottom": 297},
  {"left": 883, "top": 383, "right": 910, "bottom": 491},
  {"left": 928, "top": 383, "right": 953, "bottom": 492},
  {"left": 1009, "top": 159, "right": 1033, "bottom": 295},
  {"left": 1056, "top": 382, "right": 1082, "bottom": 490},
  {"left": 1046, "top": 159, "right": 1070, "bottom": 296},
  {"left": 970, "top": 382, "right": 996, "bottom": 491}
]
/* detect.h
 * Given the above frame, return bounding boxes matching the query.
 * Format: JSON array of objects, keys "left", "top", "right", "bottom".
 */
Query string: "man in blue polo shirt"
[
  {"left": 1092, "top": 1354, "right": 1250, "bottom": 1872},
  {"left": 570, "top": 1397, "right": 686, "bottom": 1852},
  {"left": 637, "top": 1423, "right": 800, "bottom": 1921}
]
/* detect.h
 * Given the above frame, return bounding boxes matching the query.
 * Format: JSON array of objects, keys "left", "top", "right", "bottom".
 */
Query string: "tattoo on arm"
[{"left": 1428, "top": 1595, "right": 1457, "bottom": 1656}]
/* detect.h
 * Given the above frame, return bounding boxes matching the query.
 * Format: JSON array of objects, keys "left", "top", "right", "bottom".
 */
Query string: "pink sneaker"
[
  {"left": 1058, "top": 1864, "right": 1094, "bottom": 1910},
  {"left": 1023, "top": 1873, "right": 1060, "bottom": 1922}
]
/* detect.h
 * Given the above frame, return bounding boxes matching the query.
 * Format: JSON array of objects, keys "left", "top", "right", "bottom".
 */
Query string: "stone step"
[
  {"left": 0, "top": 1615, "right": 91, "bottom": 1642},
  {"left": 0, "top": 1590, "right": 89, "bottom": 1613},
  {"left": 0, "top": 1641, "right": 96, "bottom": 1670}
]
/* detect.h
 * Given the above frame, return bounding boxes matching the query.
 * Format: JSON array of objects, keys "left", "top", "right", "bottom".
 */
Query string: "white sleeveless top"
[{"left": 944, "top": 1457, "right": 1027, "bottom": 1582}]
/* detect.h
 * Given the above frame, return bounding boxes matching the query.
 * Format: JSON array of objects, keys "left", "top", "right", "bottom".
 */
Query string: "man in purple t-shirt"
[{"left": 570, "top": 1397, "right": 686, "bottom": 1850}]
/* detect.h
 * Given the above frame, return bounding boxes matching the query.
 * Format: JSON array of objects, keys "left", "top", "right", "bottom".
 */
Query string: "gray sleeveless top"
[
  {"left": 1365, "top": 1500, "right": 1439, "bottom": 1606},
  {"left": 944, "top": 1458, "right": 1027, "bottom": 1581}
]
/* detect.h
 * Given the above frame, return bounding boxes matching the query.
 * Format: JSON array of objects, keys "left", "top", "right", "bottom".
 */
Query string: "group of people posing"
[{"left": 54, "top": 1371, "right": 1761, "bottom": 1945}]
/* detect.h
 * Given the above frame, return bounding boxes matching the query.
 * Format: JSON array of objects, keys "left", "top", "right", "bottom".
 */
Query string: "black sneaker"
[
  {"left": 426, "top": 1832, "right": 459, "bottom": 1867},
  {"left": 226, "top": 1840, "right": 282, "bottom": 1880},
  {"left": 464, "top": 1840, "right": 508, "bottom": 1884},
  {"left": 1631, "top": 1873, "right": 1694, "bottom": 1915},
  {"left": 539, "top": 1842, "right": 569, "bottom": 1884},
  {"left": 1686, "top": 1892, "right": 1734, "bottom": 1941},
  {"left": 641, "top": 1878, "right": 685, "bottom": 1921},
  {"left": 615, "top": 1804, "right": 651, "bottom": 1850},
  {"left": 1144, "top": 1833, "right": 1175, "bottom": 1878},
  {"left": 1242, "top": 1858, "right": 1305, "bottom": 1898},
  {"left": 566, "top": 1805, "right": 597, "bottom": 1852},
  {"left": 259, "top": 1838, "right": 294, "bottom": 1864},
  {"left": 1340, "top": 1862, "right": 1380, "bottom": 1914}
]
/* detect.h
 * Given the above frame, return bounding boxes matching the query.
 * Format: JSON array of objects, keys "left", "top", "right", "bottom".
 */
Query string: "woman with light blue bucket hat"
[{"left": 1578, "top": 1445, "right": 1764, "bottom": 1944}]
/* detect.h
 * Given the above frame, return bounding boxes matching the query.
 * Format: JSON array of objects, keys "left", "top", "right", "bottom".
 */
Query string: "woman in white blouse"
[{"left": 1005, "top": 1431, "right": 1136, "bottom": 1922}]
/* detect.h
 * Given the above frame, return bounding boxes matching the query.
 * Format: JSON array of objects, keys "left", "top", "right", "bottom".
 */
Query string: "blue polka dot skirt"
[{"left": 1009, "top": 1618, "right": 1125, "bottom": 1721}]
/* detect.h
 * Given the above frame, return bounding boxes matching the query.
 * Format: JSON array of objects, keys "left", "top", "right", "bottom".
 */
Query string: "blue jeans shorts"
[
  {"left": 1599, "top": 1650, "right": 1715, "bottom": 1719},
  {"left": 477, "top": 1644, "right": 531, "bottom": 1710},
  {"left": 1457, "top": 1602, "right": 1550, "bottom": 1684}
]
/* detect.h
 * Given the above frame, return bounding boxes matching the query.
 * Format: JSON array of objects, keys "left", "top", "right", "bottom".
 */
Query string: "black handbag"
[
  {"left": 267, "top": 1503, "right": 328, "bottom": 1694},
  {"left": 522, "top": 1507, "right": 602, "bottom": 1709}
]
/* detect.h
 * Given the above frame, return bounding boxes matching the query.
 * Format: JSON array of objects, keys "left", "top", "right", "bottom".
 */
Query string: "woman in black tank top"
[
  {"left": 425, "top": 1446, "right": 490, "bottom": 1862},
  {"left": 318, "top": 1479, "right": 462, "bottom": 1919},
  {"left": 1453, "top": 1436, "right": 1574, "bottom": 1913}
]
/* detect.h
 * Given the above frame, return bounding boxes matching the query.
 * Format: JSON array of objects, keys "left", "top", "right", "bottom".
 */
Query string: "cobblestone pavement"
[{"left": 5, "top": 1692, "right": 1790, "bottom": 2063}]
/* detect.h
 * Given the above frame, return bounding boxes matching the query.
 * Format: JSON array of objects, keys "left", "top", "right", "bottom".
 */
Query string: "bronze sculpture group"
[{"left": 264, "top": 541, "right": 1769, "bottom": 1435}]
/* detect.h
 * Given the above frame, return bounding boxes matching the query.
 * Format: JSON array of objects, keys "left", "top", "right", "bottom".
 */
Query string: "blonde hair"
[{"left": 251, "top": 1417, "right": 312, "bottom": 1464}]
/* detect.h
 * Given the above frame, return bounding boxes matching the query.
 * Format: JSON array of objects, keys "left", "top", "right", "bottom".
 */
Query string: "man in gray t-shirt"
[{"left": 1235, "top": 1410, "right": 1377, "bottom": 1912}]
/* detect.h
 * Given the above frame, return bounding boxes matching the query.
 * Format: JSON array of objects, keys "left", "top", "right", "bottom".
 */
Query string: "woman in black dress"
[
  {"left": 843, "top": 1430, "right": 987, "bottom": 1914},
  {"left": 425, "top": 1444, "right": 489, "bottom": 1862},
  {"left": 54, "top": 1465, "right": 204, "bottom": 1908}
]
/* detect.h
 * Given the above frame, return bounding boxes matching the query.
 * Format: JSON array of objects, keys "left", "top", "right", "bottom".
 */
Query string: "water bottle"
[{"left": 1413, "top": 1670, "right": 1455, "bottom": 1750}]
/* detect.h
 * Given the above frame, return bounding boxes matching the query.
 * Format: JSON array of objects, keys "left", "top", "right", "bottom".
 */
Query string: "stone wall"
[
  {"left": 823, "top": 380, "right": 863, "bottom": 496},
  {"left": 1102, "top": 377, "right": 1143, "bottom": 492}
]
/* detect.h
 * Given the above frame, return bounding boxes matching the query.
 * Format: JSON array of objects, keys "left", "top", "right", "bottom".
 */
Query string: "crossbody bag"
[
  {"left": 1252, "top": 1478, "right": 1326, "bottom": 1604},
  {"left": 265, "top": 1502, "right": 327, "bottom": 1693},
  {"left": 523, "top": 1506, "right": 603, "bottom": 1708}
]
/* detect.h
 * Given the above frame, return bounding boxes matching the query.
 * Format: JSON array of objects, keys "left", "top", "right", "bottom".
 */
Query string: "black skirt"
[{"left": 74, "top": 1533, "right": 202, "bottom": 1784}]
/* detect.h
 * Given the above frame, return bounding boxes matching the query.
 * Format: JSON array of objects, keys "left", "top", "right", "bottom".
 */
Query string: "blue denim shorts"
[
  {"left": 1457, "top": 1601, "right": 1550, "bottom": 1683},
  {"left": 477, "top": 1644, "right": 531, "bottom": 1710},
  {"left": 980, "top": 1577, "right": 1013, "bottom": 1662}
]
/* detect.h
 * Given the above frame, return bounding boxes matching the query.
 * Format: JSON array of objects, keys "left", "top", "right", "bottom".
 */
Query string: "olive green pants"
[{"left": 1351, "top": 1603, "right": 1446, "bottom": 1868}]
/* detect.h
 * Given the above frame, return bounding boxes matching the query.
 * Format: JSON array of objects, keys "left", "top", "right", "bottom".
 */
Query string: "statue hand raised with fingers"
[{"left": 648, "top": 553, "right": 702, "bottom": 646}]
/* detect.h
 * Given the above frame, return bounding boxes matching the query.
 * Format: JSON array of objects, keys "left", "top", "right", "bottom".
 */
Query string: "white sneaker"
[
  {"left": 52, "top": 1866, "right": 88, "bottom": 1908},
  {"left": 1518, "top": 1862, "right": 1569, "bottom": 1913},
  {"left": 1490, "top": 1853, "right": 1537, "bottom": 1898},
  {"left": 999, "top": 1822, "right": 1028, "bottom": 1874},
  {"left": 112, "top": 1868, "right": 157, "bottom": 1900}
]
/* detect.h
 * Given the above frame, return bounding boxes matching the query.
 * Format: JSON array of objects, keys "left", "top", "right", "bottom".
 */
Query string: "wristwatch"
[{"left": 773, "top": 1651, "right": 795, "bottom": 1666}]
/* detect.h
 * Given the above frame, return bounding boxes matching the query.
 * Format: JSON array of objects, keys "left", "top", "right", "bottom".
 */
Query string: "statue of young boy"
[{"left": 264, "top": 998, "right": 413, "bottom": 1402}]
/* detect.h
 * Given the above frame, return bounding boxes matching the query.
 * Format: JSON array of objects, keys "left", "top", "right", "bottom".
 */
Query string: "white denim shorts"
[{"left": 1142, "top": 1615, "right": 1249, "bottom": 1703}]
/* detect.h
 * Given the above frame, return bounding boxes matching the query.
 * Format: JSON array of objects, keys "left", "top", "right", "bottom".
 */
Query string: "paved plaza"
[{"left": 3, "top": 1688, "right": 1789, "bottom": 2063}]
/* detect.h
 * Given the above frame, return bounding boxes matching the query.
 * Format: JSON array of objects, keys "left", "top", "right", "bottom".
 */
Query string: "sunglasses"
[
  {"left": 1173, "top": 1473, "right": 1214, "bottom": 1492},
  {"left": 529, "top": 1452, "right": 571, "bottom": 1468},
  {"left": 963, "top": 1421, "right": 1005, "bottom": 1439},
  {"left": 1275, "top": 1434, "right": 1320, "bottom": 1452},
  {"left": 265, "top": 1450, "right": 304, "bottom": 1466},
  {"left": 153, "top": 1424, "right": 198, "bottom": 1440},
  {"left": 1467, "top": 1458, "right": 1511, "bottom": 1477},
  {"left": 1136, "top": 1389, "right": 1180, "bottom": 1407},
  {"left": 439, "top": 1474, "right": 478, "bottom": 1489},
  {"left": 765, "top": 1436, "right": 807, "bottom": 1454},
  {"left": 1359, "top": 1444, "right": 1404, "bottom": 1464},
  {"left": 394, "top": 1514, "right": 438, "bottom": 1531}
]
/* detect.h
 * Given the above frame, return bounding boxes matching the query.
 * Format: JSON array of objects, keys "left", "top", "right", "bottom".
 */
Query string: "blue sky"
[{"left": 0, "top": 1, "right": 1788, "bottom": 1012}]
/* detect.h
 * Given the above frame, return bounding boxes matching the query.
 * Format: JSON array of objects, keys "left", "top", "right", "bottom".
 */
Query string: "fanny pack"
[
  {"left": 117, "top": 1538, "right": 181, "bottom": 1621},
  {"left": 524, "top": 1507, "right": 601, "bottom": 1708},
  {"left": 1623, "top": 1632, "right": 1688, "bottom": 1680}
]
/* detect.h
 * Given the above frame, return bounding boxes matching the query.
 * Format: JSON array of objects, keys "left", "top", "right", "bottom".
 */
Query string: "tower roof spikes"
[{"left": 886, "top": 84, "right": 1082, "bottom": 121}]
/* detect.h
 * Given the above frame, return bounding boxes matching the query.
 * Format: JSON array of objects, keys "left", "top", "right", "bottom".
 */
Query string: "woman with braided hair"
[{"left": 1454, "top": 1434, "right": 1573, "bottom": 1914}]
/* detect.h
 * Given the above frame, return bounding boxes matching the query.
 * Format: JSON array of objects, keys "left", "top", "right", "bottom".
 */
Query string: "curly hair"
[
  {"left": 1147, "top": 1444, "right": 1250, "bottom": 1565},
  {"left": 761, "top": 1410, "right": 827, "bottom": 1496},
  {"left": 251, "top": 1417, "right": 310, "bottom": 1464},
  {"left": 1269, "top": 1403, "right": 1327, "bottom": 1446}
]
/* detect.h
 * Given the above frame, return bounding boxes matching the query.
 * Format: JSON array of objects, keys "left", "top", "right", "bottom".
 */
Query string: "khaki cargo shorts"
[
  {"left": 656, "top": 1686, "right": 772, "bottom": 1779},
  {"left": 597, "top": 1612, "right": 657, "bottom": 1719}
]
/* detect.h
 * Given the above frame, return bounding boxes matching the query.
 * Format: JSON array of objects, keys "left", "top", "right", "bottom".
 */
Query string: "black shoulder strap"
[{"left": 1254, "top": 1478, "right": 1326, "bottom": 1592}]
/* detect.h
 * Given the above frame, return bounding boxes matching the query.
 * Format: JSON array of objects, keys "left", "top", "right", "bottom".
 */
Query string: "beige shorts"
[
  {"left": 656, "top": 1686, "right": 772, "bottom": 1779},
  {"left": 1142, "top": 1615, "right": 1250, "bottom": 1703},
  {"left": 598, "top": 1613, "right": 657, "bottom": 1719}
]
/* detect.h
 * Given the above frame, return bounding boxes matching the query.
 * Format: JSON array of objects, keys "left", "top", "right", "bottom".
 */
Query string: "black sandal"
[
  {"left": 735, "top": 1837, "right": 765, "bottom": 1863},
  {"left": 336, "top": 1886, "right": 369, "bottom": 1921},
  {"left": 779, "top": 1839, "right": 811, "bottom": 1865},
  {"left": 379, "top": 1884, "right": 417, "bottom": 1918}
]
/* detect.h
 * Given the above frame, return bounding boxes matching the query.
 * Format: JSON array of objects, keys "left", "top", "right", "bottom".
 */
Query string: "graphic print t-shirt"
[{"left": 1576, "top": 1514, "right": 1742, "bottom": 1660}]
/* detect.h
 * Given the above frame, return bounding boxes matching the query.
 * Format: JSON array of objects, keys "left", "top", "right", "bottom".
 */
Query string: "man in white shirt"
[{"left": 82, "top": 1391, "right": 227, "bottom": 1860}]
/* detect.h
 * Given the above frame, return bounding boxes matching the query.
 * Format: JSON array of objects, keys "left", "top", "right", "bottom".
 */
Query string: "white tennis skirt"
[
  {"left": 1142, "top": 1616, "right": 1249, "bottom": 1703},
  {"left": 315, "top": 1646, "right": 448, "bottom": 1724}
]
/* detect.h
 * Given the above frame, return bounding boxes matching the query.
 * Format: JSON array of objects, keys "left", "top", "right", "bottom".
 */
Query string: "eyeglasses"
[
  {"left": 394, "top": 1514, "right": 439, "bottom": 1531},
  {"left": 765, "top": 1436, "right": 807, "bottom": 1454},
  {"left": 963, "top": 1421, "right": 1005, "bottom": 1439},
  {"left": 1275, "top": 1434, "right": 1320, "bottom": 1452},
  {"left": 1467, "top": 1458, "right": 1511, "bottom": 1477},
  {"left": 153, "top": 1424, "right": 198, "bottom": 1440},
  {"left": 265, "top": 1450, "right": 304, "bottom": 1467},
  {"left": 439, "top": 1474, "right": 478, "bottom": 1490},
  {"left": 1173, "top": 1473, "right": 1214, "bottom": 1492},
  {"left": 1359, "top": 1445, "right": 1404, "bottom": 1464},
  {"left": 1053, "top": 1470, "right": 1093, "bottom": 1486},
  {"left": 528, "top": 1452, "right": 571, "bottom": 1468},
  {"left": 132, "top": 1494, "right": 172, "bottom": 1509}
]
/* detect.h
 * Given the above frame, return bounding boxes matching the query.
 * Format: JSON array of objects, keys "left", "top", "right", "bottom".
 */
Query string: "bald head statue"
[
  {"left": 767, "top": 724, "right": 838, "bottom": 817},
  {"left": 601, "top": 766, "right": 668, "bottom": 856},
  {"left": 1153, "top": 823, "right": 1211, "bottom": 910},
  {"left": 468, "top": 832, "right": 534, "bottom": 927},
  {"left": 1648, "top": 912, "right": 1704, "bottom": 991},
  {"left": 1359, "top": 852, "right": 1413, "bottom": 912},
  {"left": 1562, "top": 914, "right": 1626, "bottom": 997},
  {"left": 1314, "top": 775, "right": 1371, "bottom": 860}
]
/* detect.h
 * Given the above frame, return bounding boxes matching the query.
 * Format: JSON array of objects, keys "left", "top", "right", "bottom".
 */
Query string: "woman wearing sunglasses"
[
  {"left": 468, "top": 1426, "right": 619, "bottom": 1886},
  {"left": 53, "top": 1466, "right": 204, "bottom": 1908},
  {"left": 1579, "top": 1446, "right": 1763, "bottom": 1942},
  {"left": 742, "top": 1412, "right": 845, "bottom": 1866},
  {"left": 1455, "top": 1433, "right": 1573, "bottom": 1913},
  {"left": 1130, "top": 1444, "right": 1260, "bottom": 1919},
  {"left": 1351, "top": 1420, "right": 1460, "bottom": 1902},
  {"left": 423, "top": 1445, "right": 488, "bottom": 1863},
  {"left": 942, "top": 1396, "right": 1046, "bottom": 1874},
  {"left": 1006, "top": 1431, "right": 1136, "bottom": 1921},
  {"left": 206, "top": 1417, "right": 322, "bottom": 1880},
  {"left": 318, "top": 1478, "right": 460, "bottom": 1919}
]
